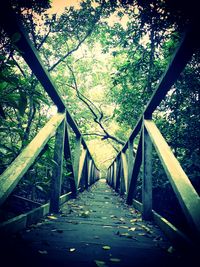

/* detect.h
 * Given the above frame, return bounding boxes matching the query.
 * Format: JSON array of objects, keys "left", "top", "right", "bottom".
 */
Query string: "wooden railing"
[
  {"left": 107, "top": 24, "right": 200, "bottom": 244},
  {"left": 0, "top": 4, "right": 99, "bottom": 214}
]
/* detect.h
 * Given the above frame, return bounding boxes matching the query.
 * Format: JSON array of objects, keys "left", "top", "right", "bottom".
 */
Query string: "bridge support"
[
  {"left": 50, "top": 119, "right": 65, "bottom": 213},
  {"left": 142, "top": 124, "right": 152, "bottom": 220}
]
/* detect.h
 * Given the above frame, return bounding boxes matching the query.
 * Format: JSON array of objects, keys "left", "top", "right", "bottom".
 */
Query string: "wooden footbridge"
[{"left": 0, "top": 4, "right": 200, "bottom": 267}]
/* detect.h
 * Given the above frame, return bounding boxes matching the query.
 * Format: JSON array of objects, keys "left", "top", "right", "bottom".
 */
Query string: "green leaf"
[{"left": 18, "top": 92, "right": 27, "bottom": 116}]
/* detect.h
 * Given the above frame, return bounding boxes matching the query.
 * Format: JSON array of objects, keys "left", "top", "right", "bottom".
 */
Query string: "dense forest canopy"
[{"left": 0, "top": 0, "right": 199, "bottom": 227}]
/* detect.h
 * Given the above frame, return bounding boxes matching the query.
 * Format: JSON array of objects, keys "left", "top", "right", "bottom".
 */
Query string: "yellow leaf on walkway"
[{"left": 102, "top": 245, "right": 111, "bottom": 250}]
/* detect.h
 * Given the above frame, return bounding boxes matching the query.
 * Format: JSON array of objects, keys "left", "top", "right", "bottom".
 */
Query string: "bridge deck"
[{"left": 0, "top": 180, "right": 191, "bottom": 267}]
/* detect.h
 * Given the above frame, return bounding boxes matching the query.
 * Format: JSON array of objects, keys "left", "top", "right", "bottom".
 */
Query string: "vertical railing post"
[
  {"left": 142, "top": 121, "right": 152, "bottom": 220},
  {"left": 73, "top": 136, "right": 82, "bottom": 189},
  {"left": 64, "top": 121, "right": 77, "bottom": 197},
  {"left": 84, "top": 151, "right": 89, "bottom": 189},
  {"left": 119, "top": 153, "right": 126, "bottom": 195},
  {"left": 115, "top": 157, "right": 121, "bottom": 192},
  {"left": 113, "top": 161, "right": 117, "bottom": 189},
  {"left": 127, "top": 139, "right": 134, "bottom": 192},
  {"left": 88, "top": 158, "right": 92, "bottom": 186},
  {"left": 121, "top": 151, "right": 128, "bottom": 194},
  {"left": 50, "top": 118, "right": 65, "bottom": 213}
]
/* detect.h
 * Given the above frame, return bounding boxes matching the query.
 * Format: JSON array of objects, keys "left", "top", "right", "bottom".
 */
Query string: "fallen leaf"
[
  {"left": 102, "top": 245, "right": 111, "bottom": 250},
  {"left": 95, "top": 260, "right": 108, "bottom": 267},
  {"left": 69, "top": 248, "right": 76, "bottom": 252},
  {"left": 110, "top": 258, "right": 121, "bottom": 262},
  {"left": 128, "top": 227, "right": 136, "bottom": 232},
  {"left": 47, "top": 215, "right": 57, "bottom": 220},
  {"left": 38, "top": 250, "right": 48, "bottom": 255},
  {"left": 80, "top": 211, "right": 90, "bottom": 218},
  {"left": 167, "top": 246, "right": 175, "bottom": 253},
  {"left": 130, "top": 219, "right": 137, "bottom": 223}
]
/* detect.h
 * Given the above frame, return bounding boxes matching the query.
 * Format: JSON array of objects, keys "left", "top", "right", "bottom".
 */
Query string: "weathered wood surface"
[
  {"left": 73, "top": 137, "right": 82, "bottom": 188},
  {"left": 142, "top": 125, "right": 152, "bottom": 220},
  {"left": 64, "top": 123, "right": 77, "bottom": 197},
  {"left": 121, "top": 152, "right": 128, "bottom": 193},
  {"left": 144, "top": 120, "right": 200, "bottom": 237},
  {"left": 50, "top": 120, "right": 65, "bottom": 213},
  {"left": 0, "top": 180, "right": 193, "bottom": 267},
  {"left": 0, "top": 113, "right": 65, "bottom": 206},
  {"left": 108, "top": 24, "right": 200, "bottom": 170},
  {"left": 126, "top": 133, "right": 142, "bottom": 205}
]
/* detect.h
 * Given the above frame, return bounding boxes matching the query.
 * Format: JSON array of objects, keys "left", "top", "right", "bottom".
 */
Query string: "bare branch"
[{"left": 48, "top": 29, "right": 92, "bottom": 72}]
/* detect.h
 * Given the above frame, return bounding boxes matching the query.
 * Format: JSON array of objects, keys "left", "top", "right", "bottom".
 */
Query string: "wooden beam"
[
  {"left": 127, "top": 139, "right": 134, "bottom": 190},
  {"left": 142, "top": 124, "right": 152, "bottom": 220},
  {"left": 126, "top": 133, "right": 142, "bottom": 205},
  {"left": 50, "top": 119, "right": 65, "bottom": 213},
  {"left": 121, "top": 152, "right": 128, "bottom": 193},
  {"left": 115, "top": 158, "right": 121, "bottom": 192},
  {"left": 87, "top": 158, "right": 92, "bottom": 186},
  {"left": 0, "top": 4, "right": 65, "bottom": 112},
  {"left": 64, "top": 122, "right": 77, "bottom": 197},
  {"left": 73, "top": 137, "right": 82, "bottom": 189},
  {"left": 77, "top": 149, "right": 87, "bottom": 188},
  {"left": 144, "top": 27, "right": 200, "bottom": 118},
  {"left": 144, "top": 120, "right": 200, "bottom": 237},
  {"left": 0, "top": 113, "right": 65, "bottom": 206}
]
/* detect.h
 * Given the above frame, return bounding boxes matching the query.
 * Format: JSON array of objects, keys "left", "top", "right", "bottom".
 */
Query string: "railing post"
[
  {"left": 142, "top": 121, "right": 152, "bottom": 220},
  {"left": 50, "top": 118, "right": 65, "bottom": 213},
  {"left": 127, "top": 139, "right": 134, "bottom": 191},
  {"left": 113, "top": 161, "right": 117, "bottom": 189},
  {"left": 115, "top": 157, "right": 121, "bottom": 192},
  {"left": 84, "top": 152, "right": 89, "bottom": 189},
  {"left": 119, "top": 153, "right": 126, "bottom": 195},
  {"left": 64, "top": 120, "right": 77, "bottom": 197},
  {"left": 73, "top": 136, "right": 82, "bottom": 189},
  {"left": 88, "top": 158, "right": 92, "bottom": 186}
]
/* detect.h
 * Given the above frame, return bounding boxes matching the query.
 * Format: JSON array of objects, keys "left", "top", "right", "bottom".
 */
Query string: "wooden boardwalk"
[{"left": 0, "top": 180, "right": 193, "bottom": 267}]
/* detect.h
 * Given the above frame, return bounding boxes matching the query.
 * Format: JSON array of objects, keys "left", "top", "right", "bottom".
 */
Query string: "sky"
[{"left": 48, "top": 0, "right": 80, "bottom": 14}]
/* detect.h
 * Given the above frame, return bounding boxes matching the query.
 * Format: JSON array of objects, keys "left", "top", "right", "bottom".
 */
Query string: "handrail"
[
  {"left": 0, "top": 4, "right": 98, "bottom": 173},
  {"left": 0, "top": 113, "right": 65, "bottom": 206},
  {"left": 144, "top": 119, "right": 200, "bottom": 235},
  {"left": 107, "top": 23, "right": 200, "bottom": 242},
  {"left": 0, "top": 4, "right": 100, "bottom": 213},
  {"left": 108, "top": 24, "right": 200, "bottom": 170}
]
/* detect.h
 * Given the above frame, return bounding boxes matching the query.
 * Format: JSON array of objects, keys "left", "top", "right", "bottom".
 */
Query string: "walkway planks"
[{"left": 0, "top": 180, "right": 194, "bottom": 267}]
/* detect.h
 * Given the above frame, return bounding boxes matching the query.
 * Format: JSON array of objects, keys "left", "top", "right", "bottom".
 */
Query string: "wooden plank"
[
  {"left": 126, "top": 133, "right": 142, "bottom": 205},
  {"left": 0, "top": 191, "right": 73, "bottom": 235},
  {"left": 50, "top": 119, "right": 65, "bottom": 213},
  {"left": 115, "top": 158, "right": 121, "bottom": 192},
  {"left": 152, "top": 211, "right": 195, "bottom": 252},
  {"left": 113, "top": 161, "right": 117, "bottom": 188},
  {"left": 73, "top": 137, "right": 82, "bottom": 189},
  {"left": 0, "top": 113, "right": 65, "bottom": 206},
  {"left": 84, "top": 152, "right": 89, "bottom": 189},
  {"left": 87, "top": 158, "right": 92, "bottom": 186},
  {"left": 0, "top": 4, "right": 65, "bottom": 112},
  {"left": 119, "top": 154, "right": 126, "bottom": 195},
  {"left": 108, "top": 25, "right": 200, "bottom": 171},
  {"left": 121, "top": 152, "right": 128, "bottom": 193},
  {"left": 131, "top": 199, "right": 194, "bottom": 251},
  {"left": 144, "top": 120, "right": 200, "bottom": 236},
  {"left": 77, "top": 149, "right": 87, "bottom": 187},
  {"left": 127, "top": 139, "right": 134, "bottom": 190},
  {"left": 142, "top": 125, "right": 152, "bottom": 220},
  {"left": 64, "top": 122, "right": 77, "bottom": 197},
  {"left": 144, "top": 27, "right": 200, "bottom": 118}
]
